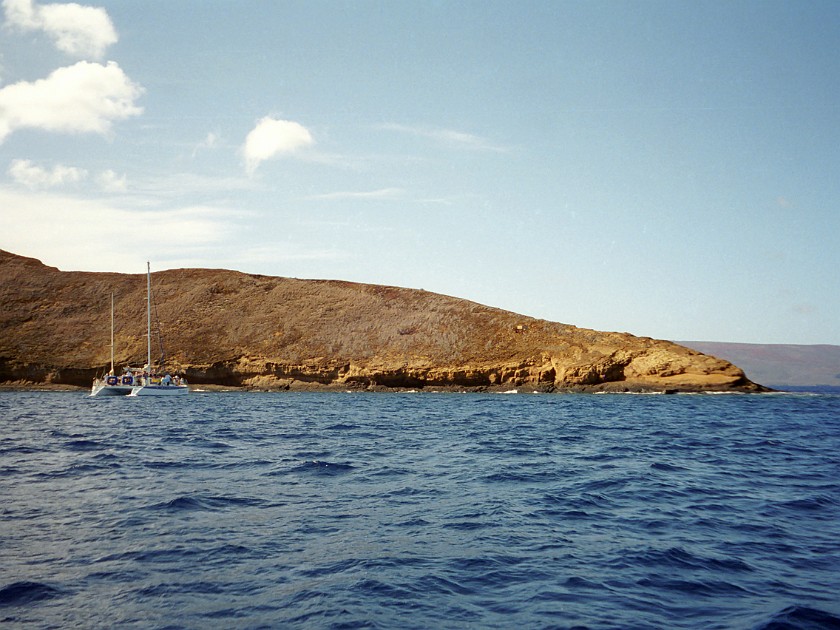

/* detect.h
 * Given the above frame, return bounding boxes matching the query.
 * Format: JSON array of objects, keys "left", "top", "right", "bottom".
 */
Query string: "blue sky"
[{"left": 1, "top": 0, "right": 838, "bottom": 344}]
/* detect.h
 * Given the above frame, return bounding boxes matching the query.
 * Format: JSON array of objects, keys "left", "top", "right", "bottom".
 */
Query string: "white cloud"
[
  {"left": 7, "top": 159, "right": 132, "bottom": 192},
  {"left": 3, "top": 0, "right": 39, "bottom": 29},
  {"left": 242, "top": 116, "right": 313, "bottom": 175},
  {"left": 8, "top": 159, "right": 87, "bottom": 188},
  {"left": 380, "top": 123, "right": 508, "bottom": 152},
  {"left": 2, "top": 0, "right": 117, "bottom": 59},
  {"left": 97, "top": 169, "right": 126, "bottom": 192},
  {"left": 0, "top": 60, "right": 143, "bottom": 143}
]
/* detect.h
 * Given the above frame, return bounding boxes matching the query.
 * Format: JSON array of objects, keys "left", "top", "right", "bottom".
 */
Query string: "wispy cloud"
[
  {"left": 1, "top": 181, "right": 346, "bottom": 274},
  {"left": 379, "top": 123, "right": 509, "bottom": 153},
  {"left": 242, "top": 116, "right": 314, "bottom": 175},
  {"left": 2, "top": 0, "right": 117, "bottom": 59},
  {"left": 0, "top": 186, "right": 237, "bottom": 271},
  {"left": 306, "top": 187, "right": 405, "bottom": 201},
  {"left": 0, "top": 61, "right": 143, "bottom": 143},
  {"left": 191, "top": 131, "right": 220, "bottom": 157},
  {"left": 130, "top": 171, "right": 260, "bottom": 200}
]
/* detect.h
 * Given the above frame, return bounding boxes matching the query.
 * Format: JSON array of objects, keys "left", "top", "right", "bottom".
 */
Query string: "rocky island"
[{"left": 0, "top": 250, "right": 765, "bottom": 392}]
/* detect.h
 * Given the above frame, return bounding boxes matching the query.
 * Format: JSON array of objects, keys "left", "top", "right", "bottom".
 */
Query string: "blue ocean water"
[{"left": 1, "top": 391, "right": 839, "bottom": 629}]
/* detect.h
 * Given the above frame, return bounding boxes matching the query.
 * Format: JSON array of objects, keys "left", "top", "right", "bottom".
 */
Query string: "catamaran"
[{"left": 129, "top": 262, "right": 189, "bottom": 396}]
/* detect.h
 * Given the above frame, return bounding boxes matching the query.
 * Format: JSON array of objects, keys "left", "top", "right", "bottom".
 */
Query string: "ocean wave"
[
  {"left": 63, "top": 439, "right": 107, "bottom": 451},
  {"left": 753, "top": 605, "right": 840, "bottom": 629},
  {"left": 326, "top": 422, "right": 360, "bottom": 430},
  {"left": 649, "top": 461, "right": 690, "bottom": 472},
  {"left": 289, "top": 460, "right": 355, "bottom": 476},
  {"left": 151, "top": 495, "right": 267, "bottom": 512},
  {"left": 779, "top": 495, "right": 839, "bottom": 512},
  {"left": 636, "top": 574, "right": 754, "bottom": 596},
  {"left": 0, "top": 581, "right": 62, "bottom": 607},
  {"left": 612, "top": 546, "right": 755, "bottom": 574}
]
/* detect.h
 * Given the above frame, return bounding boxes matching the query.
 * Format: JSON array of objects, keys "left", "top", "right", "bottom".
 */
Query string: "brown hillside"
[{"left": 0, "top": 250, "right": 764, "bottom": 392}]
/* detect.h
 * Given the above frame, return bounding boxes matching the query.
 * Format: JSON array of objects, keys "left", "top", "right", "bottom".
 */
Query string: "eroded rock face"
[{"left": 0, "top": 250, "right": 766, "bottom": 392}]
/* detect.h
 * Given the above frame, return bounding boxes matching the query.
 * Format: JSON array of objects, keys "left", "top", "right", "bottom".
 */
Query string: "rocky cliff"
[{"left": 0, "top": 250, "right": 765, "bottom": 392}]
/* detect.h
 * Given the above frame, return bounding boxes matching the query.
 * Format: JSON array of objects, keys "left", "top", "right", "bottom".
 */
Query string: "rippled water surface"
[{"left": 2, "top": 391, "right": 839, "bottom": 629}]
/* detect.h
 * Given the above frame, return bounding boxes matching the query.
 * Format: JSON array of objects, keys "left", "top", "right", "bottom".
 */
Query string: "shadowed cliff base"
[{"left": 0, "top": 250, "right": 767, "bottom": 393}]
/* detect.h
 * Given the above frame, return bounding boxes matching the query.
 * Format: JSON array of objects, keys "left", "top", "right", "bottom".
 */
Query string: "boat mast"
[
  {"left": 110, "top": 291, "right": 115, "bottom": 375},
  {"left": 146, "top": 262, "right": 151, "bottom": 379}
]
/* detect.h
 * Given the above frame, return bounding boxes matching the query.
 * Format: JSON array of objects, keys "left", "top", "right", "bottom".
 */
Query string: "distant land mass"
[
  {"left": 0, "top": 250, "right": 766, "bottom": 393},
  {"left": 680, "top": 341, "right": 840, "bottom": 390}
]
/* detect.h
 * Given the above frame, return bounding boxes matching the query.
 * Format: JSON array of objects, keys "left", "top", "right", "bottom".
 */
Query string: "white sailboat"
[
  {"left": 90, "top": 292, "right": 135, "bottom": 396},
  {"left": 129, "top": 262, "right": 189, "bottom": 396}
]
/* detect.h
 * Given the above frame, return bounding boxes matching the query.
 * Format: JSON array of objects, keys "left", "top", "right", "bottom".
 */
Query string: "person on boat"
[{"left": 162, "top": 373, "right": 172, "bottom": 386}]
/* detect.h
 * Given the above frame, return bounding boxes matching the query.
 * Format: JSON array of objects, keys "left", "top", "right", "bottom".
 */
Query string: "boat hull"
[
  {"left": 129, "top": 384, "right": 189, "bottom": 396},
  {"left": 90, "top": 383, "right": 133, "bottom": 397}
]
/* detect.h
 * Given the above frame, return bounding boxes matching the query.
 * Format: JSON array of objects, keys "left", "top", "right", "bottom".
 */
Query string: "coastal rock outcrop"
[{"left": 0, "top": 250, "right": 765, "bottom": 392}]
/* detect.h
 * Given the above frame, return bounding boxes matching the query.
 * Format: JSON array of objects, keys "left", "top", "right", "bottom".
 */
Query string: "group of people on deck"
[
  {"left": 102, "top": 367, "right": 186, "bottom": 387},
  {"left": 125, "top": 367, "right": 184, "bottom": 386},
  {"left": 159, "top": 373, "right": 183, "bottom": 386}
]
